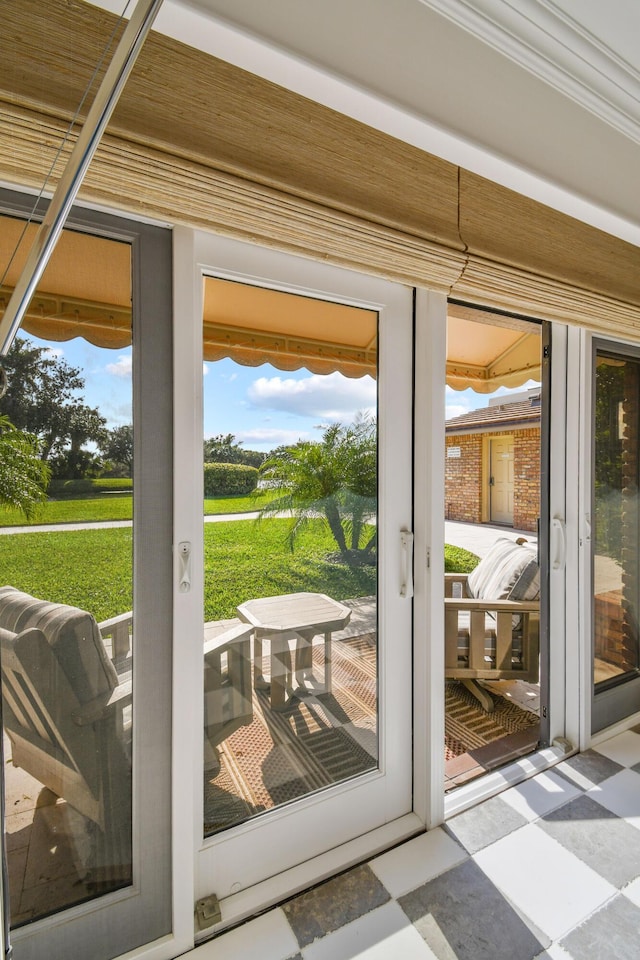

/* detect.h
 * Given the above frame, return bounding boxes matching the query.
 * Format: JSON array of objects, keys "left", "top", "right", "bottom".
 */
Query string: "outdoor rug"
[
  {"left": 204, "top": 632, "right": 378, "bottom": 835},
  {"left": 444, "top": 679, "right": 539, "bottom": 761},
  {"left": 204, "top": 638, "right": 540, "bottom": 835}
]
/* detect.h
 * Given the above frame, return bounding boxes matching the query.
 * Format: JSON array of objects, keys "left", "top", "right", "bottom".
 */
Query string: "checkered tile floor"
[{"left": 192, "top": 725, "right": 640, "bottom": 960}]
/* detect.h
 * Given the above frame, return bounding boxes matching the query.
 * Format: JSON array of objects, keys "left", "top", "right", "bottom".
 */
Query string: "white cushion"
[{"left": 467, "top": 538, "right": 538, "bottom": 601}]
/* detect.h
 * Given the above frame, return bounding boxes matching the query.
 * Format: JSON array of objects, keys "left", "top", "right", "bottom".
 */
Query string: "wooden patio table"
[{"left": 236, "top": 592, "right": 351, "bottom": 711}]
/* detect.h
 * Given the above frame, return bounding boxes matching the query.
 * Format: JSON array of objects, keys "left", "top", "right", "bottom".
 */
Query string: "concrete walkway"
[
  {"left": 0, "top": 516, "right": 537, "bottom": 554},
  {"left": 0, "top": 511, "right": 262, "bottom": 535},
  {"left": 444, "top": 520, "right": 537, "bottom": 558}
]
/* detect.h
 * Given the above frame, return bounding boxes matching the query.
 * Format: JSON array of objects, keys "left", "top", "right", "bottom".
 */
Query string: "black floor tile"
[{"left": 398, "top": 858, "right": 544, "bottom": 960}]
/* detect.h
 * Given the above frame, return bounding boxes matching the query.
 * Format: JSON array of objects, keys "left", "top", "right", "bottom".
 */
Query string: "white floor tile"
[
  {"left": 500, "top": 771, "right": 582, "bottom": 822},
  {"left": 587, "top": 768, "right": 640, "bottom": 828},
  {"left": 370, "top": 828, "right": 467, "bottom": 897},
  {"left": 194, "top": 908, "right": 299, "bottom": 960},
  {"left": 302, "top": 901, "right": 437, "bottom": 960},
  {"left": 622, "top": 875, "right": 640, "bottom": 908},
  {"left": 593, "top": 730, "right": 640, "bottom": 767},
  {"left": 536, "top": 944, "right": 575, "bottom": 960},
  {"left": 474, "top": 823, "right": 615, "bottom": 941}
]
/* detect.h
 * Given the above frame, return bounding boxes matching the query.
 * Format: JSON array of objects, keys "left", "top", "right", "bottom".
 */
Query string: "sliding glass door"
[
  {"left": 0, "top": 190, "right": 172, "bottom": 960},
  {"left": 591, "top": 341, "right": 640, "bottom": 733},
  {"left": 173, "top": 230, "right": 415, "bottom": 932}
]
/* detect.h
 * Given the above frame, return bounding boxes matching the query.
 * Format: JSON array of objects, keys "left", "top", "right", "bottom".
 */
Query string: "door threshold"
[
  {"left": 590, "top": 709, "right": 640, "bottom": 747},
  {"left": 195, "top": 812, "right": 424, "bottom": 943},
  {"left": 444, "top": 742, "right": 573, "bottom": 820}
]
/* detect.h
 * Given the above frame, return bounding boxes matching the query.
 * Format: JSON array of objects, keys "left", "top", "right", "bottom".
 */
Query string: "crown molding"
[{"left": 418, "top": 0, "right": 640, "bottom": 145}]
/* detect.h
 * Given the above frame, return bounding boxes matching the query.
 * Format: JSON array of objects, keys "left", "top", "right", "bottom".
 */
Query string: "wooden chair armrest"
[
  {"left": 99, "top": 611, "right": 133, "bottom": 663},
  {"left": 444, "top": 597, "right": 540, "bottom": 613},
  {"left": 444, "top": 572, "right": 469, "bottom": 597},
  {"left": 72, "top": 677, "right": 132, "bottom": 726},
  {"left": 204, "top": 622, "right": 253, "bottom": 658},
  {"left": 98, "top": 611, "right": 133, "bottom": 632}
]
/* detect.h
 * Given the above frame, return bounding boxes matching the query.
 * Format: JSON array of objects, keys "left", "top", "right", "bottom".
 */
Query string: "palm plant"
[
  {"left": 0, "top": 415, "right": 50, "bottom": 518},
  {"left": 258, "top": 415, "right": 377, "bottom": 563}
]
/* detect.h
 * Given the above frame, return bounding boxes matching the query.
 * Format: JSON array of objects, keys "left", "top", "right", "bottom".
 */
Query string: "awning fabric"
[
  {"left": 1, "top": 219, "right": 541, "bottom": 391},
  {"left": 446, "top": 304, "right": 541, "bottom": 393},
  {"left": 202, "top": 278, "right": 377, "bottom": 378},
  {"left": 0, "top": 216, "right": 131, "bottom": 349}
]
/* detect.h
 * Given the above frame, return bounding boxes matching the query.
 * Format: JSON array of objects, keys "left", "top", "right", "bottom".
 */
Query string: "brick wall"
[
  {"left": 444, "top": 434, "right": 483, "bottom": 523},
  {"left": 445, "top": 426, "right": 540, "bottom": 531},
  {"left": 513, "top": 427, "right": 540, "bottom": 532}
]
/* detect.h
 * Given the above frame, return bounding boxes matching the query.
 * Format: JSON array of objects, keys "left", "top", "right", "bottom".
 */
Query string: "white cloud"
[
  {"left": 445, "top": 403, "right": 472, "bottom": 420},
  {"left": 106, "top": 355, "right": 132, "bottom": 378},
  {"left": 236, "top": 427, "right": 310, "bottom": 447},
  {"left": 203, "top": 363, "right": 209, "bottom": 376},
  {"left": 43, "top": 346, "right": 64, "bottom": 359},
  {"left": 248, "top": 371, "right": 376, "bottom": 420}
]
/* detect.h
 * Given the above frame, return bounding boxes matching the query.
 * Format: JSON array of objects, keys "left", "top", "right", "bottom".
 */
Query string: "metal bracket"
[{"left": 195, "top": 893, "right": 222, "bottom": 931}]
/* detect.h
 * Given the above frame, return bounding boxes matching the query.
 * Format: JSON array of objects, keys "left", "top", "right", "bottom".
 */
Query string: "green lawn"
[
  {"left": 0, "top": 520, "right": 477, "bottom": 623},
  {"left": 0, "top": 527, "right": 134, "bottom": 622},
  {"left": 0, "top": 490, "right": 276, "bottom": 527},
  {"left": 0, "top": 519, "right": 375, "bottom": 622}
]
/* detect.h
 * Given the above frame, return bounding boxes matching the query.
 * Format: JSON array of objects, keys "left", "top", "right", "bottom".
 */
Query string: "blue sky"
[{"left": 22, "top": 333, "right": 539, "bottom": 452}]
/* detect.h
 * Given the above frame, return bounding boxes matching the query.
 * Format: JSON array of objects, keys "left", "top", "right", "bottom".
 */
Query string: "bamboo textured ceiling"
[{"left": 0, "top": 0, "right": 639, "bottom": 335}]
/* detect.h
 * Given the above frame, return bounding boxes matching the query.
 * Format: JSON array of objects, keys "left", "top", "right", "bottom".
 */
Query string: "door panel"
[
  {"left": 175, "top": 233, "right": 413, "bottom": 923},
  {"left": 0, "top": 192, "right": 172, "bottom": 960},
  {"left": 201, "top": 281, "right": 379, "bottom": 837},
  {"left": 591, "top": 342, "right": 640, "bottom": 733}
]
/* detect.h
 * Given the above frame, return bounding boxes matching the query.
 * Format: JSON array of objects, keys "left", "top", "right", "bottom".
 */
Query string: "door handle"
[
  {"left": 400, "top": 529, "right": 414, "bottom": 599},
  {"left": 178, "top": 540, "right": 192, "bottom": 592},
  {"left": 551, "top": 518, "right": 566, "bottom": 571}
]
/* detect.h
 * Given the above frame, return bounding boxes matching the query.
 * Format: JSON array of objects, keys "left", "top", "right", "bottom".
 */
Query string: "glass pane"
[
  {"left": 202, "top": 278, "right": 378, "bottom": 835},
  {"left": 593, "top": 353, "right": 640, "bottom": 687},
  {"left": 0, "top": 215, "right": 133, "bottom": 924},
  {"left": 444, "top": 306, "right": 542, "bottom": 790}
]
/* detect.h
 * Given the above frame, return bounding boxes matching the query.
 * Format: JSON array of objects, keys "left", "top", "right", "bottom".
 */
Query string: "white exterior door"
[
  {"left": 490, "top": 437, "right": 515, "bottom": 525},
  {"left": 173, "top": 230, "right": 417, "bottom": 932}
]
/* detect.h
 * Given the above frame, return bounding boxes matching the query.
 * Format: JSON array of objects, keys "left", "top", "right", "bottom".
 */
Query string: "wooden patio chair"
[
  {"left": 203, "top": 622, "right": 254, "bottom": 772},
  {"left": 444, "top": 538, "right": 540, "bottom": 712},
  {"left": 0, "top": 586, "right": 132, "bottom": 886}
]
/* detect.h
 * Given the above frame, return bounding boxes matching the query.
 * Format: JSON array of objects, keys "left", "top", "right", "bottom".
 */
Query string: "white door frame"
[
  {"left": 172, "top": 226, "right": 422, "bottom": 934},
  {"left": 413, "top": 288, "right": 446, "bottom": 829}
]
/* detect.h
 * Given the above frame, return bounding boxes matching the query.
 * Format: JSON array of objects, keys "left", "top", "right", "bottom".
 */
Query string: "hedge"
[
  {"left": 203, "top": 462, "right": 258, "bottom": 496},
  {"left": 48, "top": 478, "right": 133, "bottom": 496}
]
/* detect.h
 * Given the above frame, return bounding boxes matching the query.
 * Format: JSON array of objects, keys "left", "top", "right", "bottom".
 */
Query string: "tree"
[
  {"left": 102, "top": 423, "right": 134, "bottom": 477},
  {"left": 0, "top": 336, "right": 107, "bottom": 477},
  {"left": 0, "top": 416, "right": 50, "bottom": 518},
  {"left": 204, "top": 433, "right": 265, "bottom": 468},
  {"left": 258, "top": 415, "right": 377, "bottom": 563}
]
